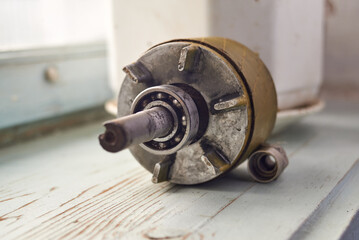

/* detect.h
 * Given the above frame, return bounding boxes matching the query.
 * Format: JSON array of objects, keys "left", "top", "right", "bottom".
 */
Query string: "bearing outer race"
[{"left": 130, "top": 85, "right": 199, "bottom": 155}]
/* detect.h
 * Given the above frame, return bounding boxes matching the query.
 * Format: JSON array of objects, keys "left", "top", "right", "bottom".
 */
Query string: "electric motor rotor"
[{"left": 99, "top": 37, "right": 278, "bottom": 185}]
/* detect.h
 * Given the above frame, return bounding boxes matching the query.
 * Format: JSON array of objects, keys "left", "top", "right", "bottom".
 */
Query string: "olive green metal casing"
[{"left": 176, "top": 37, "right": 277, "bottom": 165}]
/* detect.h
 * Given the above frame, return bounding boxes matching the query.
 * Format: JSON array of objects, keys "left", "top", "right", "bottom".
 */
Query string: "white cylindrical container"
[{"left": 109, "top": 0, "right": 324, "bottom": 110}]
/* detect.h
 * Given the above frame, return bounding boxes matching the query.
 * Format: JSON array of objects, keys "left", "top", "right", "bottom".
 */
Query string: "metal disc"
[{"left": 118, "top": 41, "right": 250, "bottom": 184}]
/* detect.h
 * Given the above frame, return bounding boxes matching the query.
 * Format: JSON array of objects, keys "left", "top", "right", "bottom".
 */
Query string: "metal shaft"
[{"left": 99, "top": 107, "right": 173, "bottom": 153}]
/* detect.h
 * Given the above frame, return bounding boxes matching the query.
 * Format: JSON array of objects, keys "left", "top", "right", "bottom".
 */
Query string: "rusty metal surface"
[
  {"left": 248, "top": 144, "right": 289, "bottom": 183},
  {"left": 183, "top": 37, "right": 278, "bottom": 160},
  {"left": 101, "top": 38, "right": 277, "bottom": 185},
  {"left": 99, "top": 107, "right": 173, "bottom": 153}
]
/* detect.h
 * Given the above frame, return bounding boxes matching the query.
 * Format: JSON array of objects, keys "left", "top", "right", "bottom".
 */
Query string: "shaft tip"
[{"left": 99, "top": 125, "right": 127, "bottom": 153}]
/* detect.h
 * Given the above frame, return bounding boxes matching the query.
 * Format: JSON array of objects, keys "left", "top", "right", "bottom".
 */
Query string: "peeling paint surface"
[{"left": 0, "top": 100, "right": 359, "bottom": 239}]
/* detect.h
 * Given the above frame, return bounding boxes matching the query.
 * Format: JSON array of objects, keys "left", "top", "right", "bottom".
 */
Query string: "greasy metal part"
[
  {"left": 213, "top": 96, "right": 247, "bottom": 112},
  {"left": 99, "top": 107, "right": 173, "bottom": 153},
  {"left": 100, "top": 37, "right": 278, "bottom": 185},
  {"left": 201, "top": 148, "right": 230, "bottom": 174},
  {"left": 152, "top": 157, "right": 174, "bottom": 183},
  {"left": 247, "top": 144, "right": 289, "bottom": 183},
  {"left": 178, "top": 45, "right": 201, "bottom": 72},
  {"left": 123, "top": 61, "right": 152, "bottom": 84},
  {"left": 131, "top": 85, "right": 200, "bottom": 155},
  {"left": 186, "top": 37, "right": 277, "bottom": 160}
]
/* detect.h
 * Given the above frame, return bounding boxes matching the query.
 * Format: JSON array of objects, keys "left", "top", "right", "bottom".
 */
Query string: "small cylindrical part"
[
  {"left": 99, "top": 107, "right": 173, "bottom": 153},
  {"left": 247, "top": 144, "right": 289, "bottom": 183}
]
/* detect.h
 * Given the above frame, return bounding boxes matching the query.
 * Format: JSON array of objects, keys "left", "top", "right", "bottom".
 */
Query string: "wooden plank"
[
  {"left": 0, "top": 99, "right": 358, "bottom": 240},
  {"left": 290, "top": 158, "right": 359, "bottom": 239}
]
